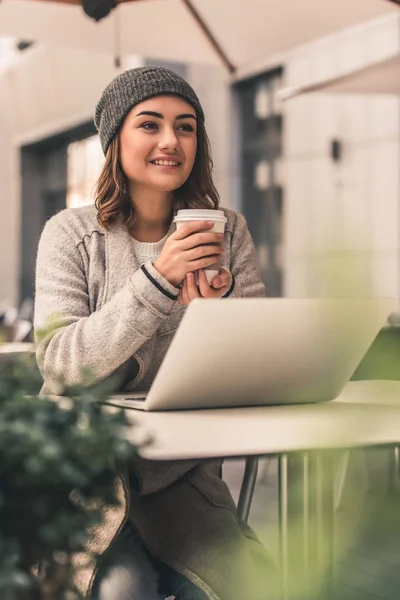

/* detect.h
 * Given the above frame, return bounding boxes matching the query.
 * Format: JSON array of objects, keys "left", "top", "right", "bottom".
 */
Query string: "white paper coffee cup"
[{"left": 173, "top": 209, "right": 227, "bottom": 285}]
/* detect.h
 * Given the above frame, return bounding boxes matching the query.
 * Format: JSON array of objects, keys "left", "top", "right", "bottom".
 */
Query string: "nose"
[{"left": 158, "top": 126, "right": 179, "bottom": 152}]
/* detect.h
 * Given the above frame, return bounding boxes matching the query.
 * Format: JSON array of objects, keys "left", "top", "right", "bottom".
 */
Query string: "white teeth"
[{"left": 153, "top": 160, "right": 179, "bottom": 166}]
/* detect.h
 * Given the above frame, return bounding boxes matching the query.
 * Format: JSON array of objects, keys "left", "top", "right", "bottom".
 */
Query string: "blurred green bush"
[{"left": 0, "top": 355, "right": 138, "bottom": 600}]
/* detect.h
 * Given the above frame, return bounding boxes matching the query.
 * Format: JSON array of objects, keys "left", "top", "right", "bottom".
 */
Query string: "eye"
[
  {"left": 140, "top": 121, "right": 159, "bottom": 131},
  {"left": 177, "top": 123, "right": 195, "bottom": 132}
]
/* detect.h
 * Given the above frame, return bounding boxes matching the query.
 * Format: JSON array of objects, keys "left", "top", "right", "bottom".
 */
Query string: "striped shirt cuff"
[{"left": 141, "top": 263, "right": 179, "bottom": 301}]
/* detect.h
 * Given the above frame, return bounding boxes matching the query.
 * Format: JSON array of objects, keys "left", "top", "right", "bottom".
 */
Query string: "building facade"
[{"left": 0, "top": 10, "right": 399, "bottom": 309}]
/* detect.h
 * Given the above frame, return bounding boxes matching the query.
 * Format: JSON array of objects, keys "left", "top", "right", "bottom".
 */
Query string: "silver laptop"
[{"left": 107, "top": 297, "right": 394, "bottom": 411}]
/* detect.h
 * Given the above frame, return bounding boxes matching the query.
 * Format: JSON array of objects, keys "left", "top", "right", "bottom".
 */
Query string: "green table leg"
[{"left": 278, "top": 452, "right": 334, "bottom": 600}]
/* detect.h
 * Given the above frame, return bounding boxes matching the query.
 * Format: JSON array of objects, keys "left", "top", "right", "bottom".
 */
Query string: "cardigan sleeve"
[
  {"left": 34, "top": 217, "right": 179, "bottom": 394},
  {"left": 224, "top": 211, "right": 266, "bottom": 299}
]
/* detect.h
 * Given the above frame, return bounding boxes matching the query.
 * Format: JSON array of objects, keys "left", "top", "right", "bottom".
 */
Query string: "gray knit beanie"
[{"left": 94, "top": 66, "right": 205, "bottom": 155}]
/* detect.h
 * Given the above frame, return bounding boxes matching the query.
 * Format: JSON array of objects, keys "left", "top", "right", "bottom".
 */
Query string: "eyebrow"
[{"left": 135, "top": 110, "right": 197, "bottom": 121}]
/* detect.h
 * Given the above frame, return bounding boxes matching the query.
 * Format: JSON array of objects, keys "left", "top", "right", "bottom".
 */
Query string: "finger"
[
  {"left": 197, "top": 269, "right": 212, "bottom": 297},
  {"left": 172, "top": 220, "right": 215, "bottom": 241},
  {"left": 187, "top": 254, "right": 223, "bottom": 273},
  {"left": 211, "top": 275, "right": 223, "bottom": 288},
  {"left": 211, "top": 274, "right": 230, "bottom": 289},
  {"left": 177, "top": 291, "right": 185, "bottom": 305},
  {"left": 180, "top": 231, "right": 224, "bottom": 251},
  {"left": 186, "top": 272, "right": 201, "bottom": 300},
  {"left": 181, "top": 277, "right": 190, "bottom": 305},
  {"left": 186, "top": 244, "right": 223, "bottom": 264}
]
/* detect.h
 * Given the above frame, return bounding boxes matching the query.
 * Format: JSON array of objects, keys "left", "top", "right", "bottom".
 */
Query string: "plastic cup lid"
[{"left": 173, "top": 209, "right": 227, "bottom": 222}]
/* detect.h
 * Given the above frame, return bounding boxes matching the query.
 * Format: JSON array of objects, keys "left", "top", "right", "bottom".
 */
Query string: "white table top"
[
  {"left": 0, "top": 342, "right": 35, "bottom": 364},
  {"left": 115, "top": 380, "right": 400, "bottom": 461},
  {"left": 0, "top": 342, "right": 35, "bottom": 354}
]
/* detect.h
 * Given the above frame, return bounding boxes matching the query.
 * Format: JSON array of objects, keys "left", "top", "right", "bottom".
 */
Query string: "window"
[
  {"left": 66, "top": 135, "right": 104, "bottom": 209},
  {"left": 235, "top": 68, "right": 285, "bottom": 296}
]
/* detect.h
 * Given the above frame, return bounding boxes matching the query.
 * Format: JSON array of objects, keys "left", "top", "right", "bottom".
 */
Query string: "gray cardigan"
[
  {"left": 34, "top": 205, "right": 275, "bottom": 600},
  {"left": 34, "top": 204, "right": 265, "bottom": 395}
]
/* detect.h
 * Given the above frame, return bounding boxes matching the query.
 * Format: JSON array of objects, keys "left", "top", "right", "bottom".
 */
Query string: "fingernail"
[
  {"left": 214, "top": 278, "right": 222, "bottom": 286},
  {"left": 207, "top": 221, "right": 214, "bottom": 226}
]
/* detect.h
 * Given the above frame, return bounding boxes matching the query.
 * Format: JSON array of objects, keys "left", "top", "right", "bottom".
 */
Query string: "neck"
[{"left": 128, "top": 184, "right": 174, "bottom": 242}]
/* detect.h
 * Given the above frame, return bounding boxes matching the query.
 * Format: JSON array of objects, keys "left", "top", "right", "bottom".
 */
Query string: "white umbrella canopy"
[
  {"left": 278, "top": 53, "right": 400, "bottom": 98},
  {"left": 0, "top": 0, "right": 399, "bottom": 76}
]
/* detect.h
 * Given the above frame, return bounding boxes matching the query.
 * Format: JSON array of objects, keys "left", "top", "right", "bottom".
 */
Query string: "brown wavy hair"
[{"left": 94, "top": 116, "right": 220, "bottom": 229}]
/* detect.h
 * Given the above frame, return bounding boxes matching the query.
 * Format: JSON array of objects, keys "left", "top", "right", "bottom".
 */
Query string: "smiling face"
[{"left": 119, "top": 95, "right": 198, "bottom": 196}]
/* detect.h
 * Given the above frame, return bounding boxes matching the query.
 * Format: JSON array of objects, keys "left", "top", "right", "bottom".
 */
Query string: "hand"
[
  {"left": 178, "top": 268, "right": 232, "bottom": 305},
  {"left": 153, "top": 221, "right": 224, "bottom": 287}
]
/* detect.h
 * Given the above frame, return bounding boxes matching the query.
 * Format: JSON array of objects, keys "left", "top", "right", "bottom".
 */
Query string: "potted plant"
[{"left": 0, "top": 355, "right": 138, "bottom": 599}]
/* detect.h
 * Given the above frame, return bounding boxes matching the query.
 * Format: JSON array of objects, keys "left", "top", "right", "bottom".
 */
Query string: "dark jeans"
[{"left": 93, "top": 521, "right": 208, "bottom": 600}]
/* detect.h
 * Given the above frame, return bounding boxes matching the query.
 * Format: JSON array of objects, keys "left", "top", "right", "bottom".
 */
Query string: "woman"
[{"left": 34, "top": 66, "right": 277, "bottom": 600}]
